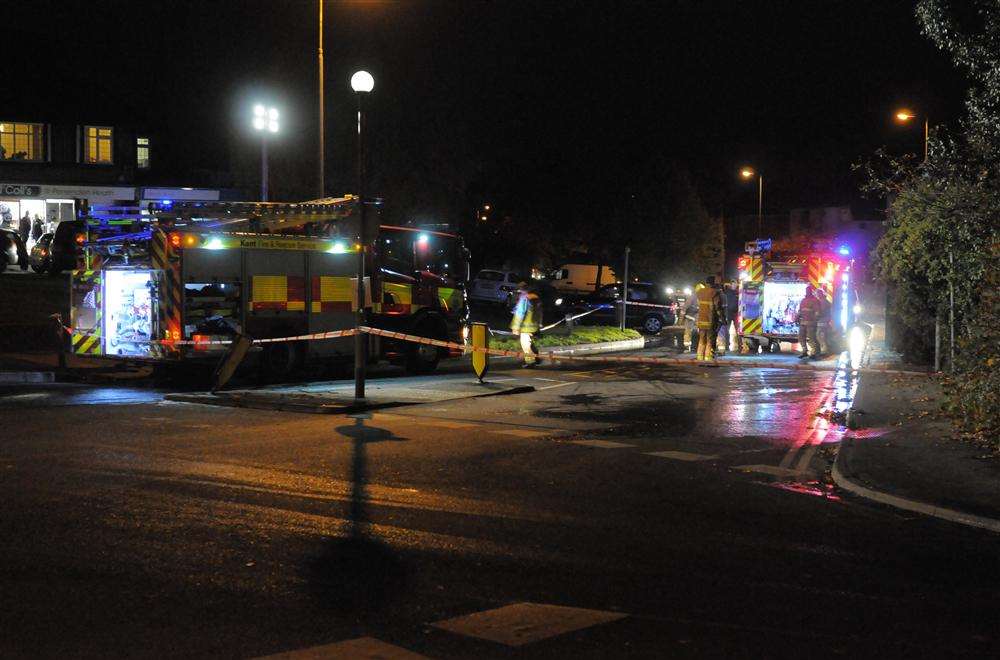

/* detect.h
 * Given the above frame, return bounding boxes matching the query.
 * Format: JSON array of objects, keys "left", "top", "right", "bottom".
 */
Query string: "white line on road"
[
  {"left": 570, "top": 439, "right": 636, "bottom": 449},
  {"left": 645, "top": 450, "right": 718, "bottom": 461},
  {"left": 537, "top": 382, "right": 575, "bottom": 391}
]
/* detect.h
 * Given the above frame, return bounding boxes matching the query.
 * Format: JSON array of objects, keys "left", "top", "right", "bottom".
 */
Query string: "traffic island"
[
  {"left": 165, "top": 375, "right": 535, "bottom": 414},
  {"left": 833, "top": 372, "right": 1000, "bottom": 532}
]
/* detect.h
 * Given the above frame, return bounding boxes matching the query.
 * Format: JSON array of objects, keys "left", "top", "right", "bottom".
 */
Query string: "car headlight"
[{"left": 555, "top": 298, "right": 563, "bottom": 306}]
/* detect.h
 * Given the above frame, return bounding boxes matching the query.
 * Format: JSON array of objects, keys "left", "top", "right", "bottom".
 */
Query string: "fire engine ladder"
[{"left": 149, "top": 196, "right": 362, "bottom": 235}]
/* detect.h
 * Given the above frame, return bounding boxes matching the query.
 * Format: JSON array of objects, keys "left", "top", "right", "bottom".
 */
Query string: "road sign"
[{"left": 471, "top": 322, "right": 489, "bottom": 381}]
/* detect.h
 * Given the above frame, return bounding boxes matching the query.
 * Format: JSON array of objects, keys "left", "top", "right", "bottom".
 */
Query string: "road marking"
[
  {"left": 537, "top": 381, "right": 575, "bottom": 391},
  {"left": 645, "top": 450, "right": 717, "bottom": 461},
  {"left": 570, "top": 439, "right": 635, "bottom": 449},
  {"left": 494, "top": 428, "right": 571, "bottom": 439},
  {"left": 255, "top": 636, "right": 428, "bottom": 659},
  {"left": 533, "top": 377, "right": 563, "bottom": 382},
  {"left": 431, "top": 602, "right": 627, "bottom": 647}
]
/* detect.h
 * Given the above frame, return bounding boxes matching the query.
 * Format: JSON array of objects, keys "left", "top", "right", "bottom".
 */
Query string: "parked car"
[
  {"left": 469, "top": 269, "right": 524, "bottom": 306},
  {"left": 560, "top": 281, "right": 677, "bottom": 334},
  {"left": 29, "top": 233, "right": 54, "bottom": 273},
  {"left": 47, "top": 219, "right": 85, "bottom": 274},
  {"left": 0, "top": 228, "right": 29, "bottom": 272}
]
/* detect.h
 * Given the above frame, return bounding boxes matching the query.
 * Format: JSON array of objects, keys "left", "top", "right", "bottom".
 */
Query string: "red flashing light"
[{"left": 74, "top": 233, "right": 85, "bottom": 245}]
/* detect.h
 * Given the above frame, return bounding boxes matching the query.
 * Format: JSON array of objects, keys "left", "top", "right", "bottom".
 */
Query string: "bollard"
[
  {"left": 471, "top": 322, "right": 489, "bottom": 382},
  {"left": 565, "top": 313, "right": 574, "bottom": 333}
]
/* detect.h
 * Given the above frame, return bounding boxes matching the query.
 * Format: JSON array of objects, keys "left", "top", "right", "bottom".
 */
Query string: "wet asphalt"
[{"left": 1, "top": 354, "right": 998, "bottom": 659}]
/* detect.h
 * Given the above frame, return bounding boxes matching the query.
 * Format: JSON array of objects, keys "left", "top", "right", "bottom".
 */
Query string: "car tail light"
[{"left": 74, "top": 233, "right": 85, "bottom": 245}]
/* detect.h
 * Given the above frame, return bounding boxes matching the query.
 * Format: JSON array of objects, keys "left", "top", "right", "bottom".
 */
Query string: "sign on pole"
[{"left": 471, "top": 322, "right": 489, "bottom": 382}]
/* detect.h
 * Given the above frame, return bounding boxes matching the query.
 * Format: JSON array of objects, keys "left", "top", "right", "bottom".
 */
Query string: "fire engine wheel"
[
  {"left": 405, "top": 320, "right": 443, "bottom": 375},
  {"left": 745, "top": 338, "right": 761, "bottom": 354},
  {"left": 641, "top": 314, "right": 664, "bottom": 335},
  {"left": 768, "top": 340, "right": 781, "bottom": 353},
  {"left": 261, "top": 341, "right": 301, "bottom": 381}
]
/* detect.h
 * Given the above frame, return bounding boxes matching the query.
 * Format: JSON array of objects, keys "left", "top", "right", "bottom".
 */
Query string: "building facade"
[{"left": 0, "top": 118, "right": 238, "bottom": 239}]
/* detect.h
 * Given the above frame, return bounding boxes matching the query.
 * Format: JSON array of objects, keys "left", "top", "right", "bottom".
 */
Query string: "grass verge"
[{"left": 490, "top": 326, "right": 641, "bottom": 351}]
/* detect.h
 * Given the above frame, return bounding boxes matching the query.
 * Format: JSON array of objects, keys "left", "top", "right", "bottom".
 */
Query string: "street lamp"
[
  {"left": 351, "top": 70, "right": 374, "bottom": 401},
  {"left": 252, "top": 104, "right": 279, "bottom": 202},
  {"left": 894, "top": 109, "right": 929, "bottom": 162},
  {"left": 740, "top": 167, "right": 763, "bottom": 238}
]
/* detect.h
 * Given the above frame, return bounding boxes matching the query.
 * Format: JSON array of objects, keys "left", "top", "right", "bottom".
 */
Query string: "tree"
[{"left": 859, "top": 0, "right": 1000, "bottom": 443}]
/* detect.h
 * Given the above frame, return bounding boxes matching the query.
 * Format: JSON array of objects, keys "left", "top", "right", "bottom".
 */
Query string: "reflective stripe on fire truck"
[
  {"left": 70, "top": 270, "right": 103, "bottom": 355},
  {"left": 151, "top": 229, "right": 182, "bottom": 352},
  {"left": 748, "top": 256, "right": 763, "bottom": 282},
  {"left": 250, "top": 275, "right": 307, "bottom": 311},
  {"left": 311, "top": 276, "right": 354, "bottom": 312},
  {"left": 741, "top": 316, "right": 762, "bottom": 335},
  {"left": 807, "top": 256, "right": 835, "bottom": 302}
]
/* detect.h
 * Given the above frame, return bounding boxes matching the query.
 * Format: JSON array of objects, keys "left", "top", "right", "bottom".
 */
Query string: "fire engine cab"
[{"left": 736, "top": 238, "right": 858, "bottom": 354}]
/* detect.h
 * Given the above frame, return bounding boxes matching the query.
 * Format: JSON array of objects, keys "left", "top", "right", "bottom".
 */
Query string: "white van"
[{"left": 547, "top": 264, "right": 618, "bottom": 293}]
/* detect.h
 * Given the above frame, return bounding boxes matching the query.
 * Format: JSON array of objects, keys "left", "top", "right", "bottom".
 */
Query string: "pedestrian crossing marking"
[
  {"left": 645, "top": 450, "right": 717, "bottom": 461},
  {"left": 255, "top": 636, "right": 428, "bottom": 659},
  {"left": 431, "top": 602, "right": 627, "bottom": 647},
  {"left": 570, "top": 439, "right": 636, "bottom": 449}
]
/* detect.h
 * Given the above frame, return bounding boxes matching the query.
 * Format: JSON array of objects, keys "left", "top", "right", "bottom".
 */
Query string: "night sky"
[{"left": 7, "top": 0, "right": 968, "bottom": 223}]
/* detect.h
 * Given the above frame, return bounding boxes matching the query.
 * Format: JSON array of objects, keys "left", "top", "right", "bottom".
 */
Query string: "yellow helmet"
[{"left": 695, "top": 282, "right": 706, "bottom": 291}]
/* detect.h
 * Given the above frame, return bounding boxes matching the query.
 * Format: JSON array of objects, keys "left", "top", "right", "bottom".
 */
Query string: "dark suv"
[
  {"left": 561, "top": 282, "right": 677, "bottom": 334},
  {"left": 47, "top": 220, "right": 84, "bottom": 274}
]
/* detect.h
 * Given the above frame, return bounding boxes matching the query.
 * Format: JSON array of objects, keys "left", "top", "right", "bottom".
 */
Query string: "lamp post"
[
  {"left": 317, "top": 0, "right": 325, "bottom": 198},
  {"left": 252, "top": 104, "right": 279, "bottom": 202},
  {"left": 894, "top": 109, "right": 928, "bottom": 162},
  {"left": 351, "top": 70, "right": 374, "bottom": 401},
  {"left": 896, "top": 109, "right": 950, "bottom": 368},
  {"left": 740, "top": 167, "right": 763, "bottom": 238}
]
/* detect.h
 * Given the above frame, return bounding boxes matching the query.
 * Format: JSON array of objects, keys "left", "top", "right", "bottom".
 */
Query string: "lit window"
[
  {"left": 84, "top": 126, "right": 114, "bottom": 164},
  {"left": 0, "top": 122, "right": 45, "bottom": 161},
  {"left": 136, "top": 136, "right": 150, "bottom": 169}
]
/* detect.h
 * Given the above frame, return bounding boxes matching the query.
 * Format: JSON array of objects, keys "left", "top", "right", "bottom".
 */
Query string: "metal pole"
[
  {"left": 621, "top": 246, "right": 630, "bottom": 331},
  {"left": 260, "top": 136, "right": 268, "bottom": 202},
  {"left": 757, "top": 175, "right": 763, "bottom": 238},
  {"left": 923, "top": 118, "right": 929, "bottom": 162},
  {"left": 354, "top": 92, "right": 367, "bottom": 400},
  {"left": 317, "top": 0, "right": 325, "bottom": 198},
  {"left": 948, "top": 250, "right": 954, "bottom": 371},
  {"left": 934, "top": 315, "right": 941, "bottom": 372}
]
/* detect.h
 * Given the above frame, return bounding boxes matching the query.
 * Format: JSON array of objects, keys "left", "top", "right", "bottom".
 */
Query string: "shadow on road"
[{"left": 304, "top": 414, "right": 409, "bottom": 615}]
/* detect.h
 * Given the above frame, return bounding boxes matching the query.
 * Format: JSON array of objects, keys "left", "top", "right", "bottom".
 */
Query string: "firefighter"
[
  {"left": 696, "top": 276, "right": 724, "bottom": 361},
  {"left": 682, "top": 292, "right": 699, "bottom": 352},
  {"left": 796, "top": 283, "right": 821, "bottom": 359},
  {"left": 815, "top": 286, "right": 833, "bottom": 356},
  {"left": 510, "top": 281, "right": 542, "bottom": 366}
]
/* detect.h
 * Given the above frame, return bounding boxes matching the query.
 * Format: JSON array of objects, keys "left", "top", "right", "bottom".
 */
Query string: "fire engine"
[
  {"left": 69, "top": 197, "right": 470, "bottom": 378},
  {"left": 736, "top": 238, "right": 858, "bottom": 353}
]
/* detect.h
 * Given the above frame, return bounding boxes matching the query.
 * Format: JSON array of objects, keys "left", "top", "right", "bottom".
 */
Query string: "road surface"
[{"left": 2, "top": 356, "right": 997, "bottom": 658}]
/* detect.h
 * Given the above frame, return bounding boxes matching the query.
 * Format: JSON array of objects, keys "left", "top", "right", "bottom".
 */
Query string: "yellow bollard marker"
[{"left": 471, "top": 322, "right": 489, "bottom": 382}]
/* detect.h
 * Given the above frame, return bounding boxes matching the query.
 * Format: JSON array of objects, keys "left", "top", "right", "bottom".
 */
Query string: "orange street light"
[
  {"left": 894, "top": 108, "right": 928, "bottom": 161},
  {"left": 739, "top": 167, "right": 763, "bottom": 238}
]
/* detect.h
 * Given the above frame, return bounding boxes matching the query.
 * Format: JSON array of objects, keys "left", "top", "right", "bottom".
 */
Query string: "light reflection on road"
[{"left": 708, "top": 352, "right": 859, "bottom": 450}]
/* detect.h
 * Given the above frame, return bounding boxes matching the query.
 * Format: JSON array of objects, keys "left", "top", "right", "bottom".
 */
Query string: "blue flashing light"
[
  {"left": 837, "top": 244, "right": 851, "bottom": 256},
  {"left": 161, "top": 199, "right": 173, "bottom": 207}
]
